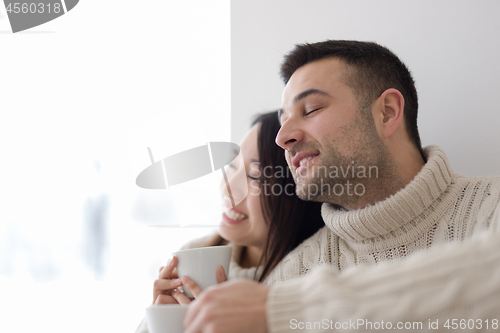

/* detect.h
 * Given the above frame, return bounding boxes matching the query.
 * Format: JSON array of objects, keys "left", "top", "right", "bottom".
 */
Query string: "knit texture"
[{"left": 264, "top": 146, "right": 500, "bottom": 332}]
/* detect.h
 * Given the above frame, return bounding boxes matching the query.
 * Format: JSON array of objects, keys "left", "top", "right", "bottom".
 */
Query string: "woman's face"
[{"left": 219, "top": 124, "right": 268, "bottom": 248}]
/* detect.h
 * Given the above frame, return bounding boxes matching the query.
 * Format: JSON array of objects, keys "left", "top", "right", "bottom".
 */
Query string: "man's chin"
[
  {"left": 295, "top": 189, "right": 309, "bottom": 201},
  {"left": 295, "top": 181, "right": 320, "bottom": 202},
  {"left": 294, "top": 178, "right": 345, "bottom": 204}
]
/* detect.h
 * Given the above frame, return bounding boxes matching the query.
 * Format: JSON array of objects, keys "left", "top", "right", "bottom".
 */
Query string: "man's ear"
[{"left": 372, "top": 88, "right": 405, "bottom": 139}]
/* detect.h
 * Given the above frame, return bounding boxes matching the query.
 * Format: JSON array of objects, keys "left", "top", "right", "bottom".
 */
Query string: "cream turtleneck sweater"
[{"left": 265, "top": 146, "right": 500, "bottom": 332}]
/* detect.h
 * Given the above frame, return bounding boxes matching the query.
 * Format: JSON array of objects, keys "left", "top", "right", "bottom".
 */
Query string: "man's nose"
[{"left": 275, "top": 118, "right": 304, "bottom": 151}]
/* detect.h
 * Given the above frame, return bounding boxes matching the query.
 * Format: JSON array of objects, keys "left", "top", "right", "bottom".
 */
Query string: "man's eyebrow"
[
  {"left": 278, "top": 88, "right": 331, "bottom": 124},
  {"left": 293, "top": 88, "right": 331, "bottom": 104}
]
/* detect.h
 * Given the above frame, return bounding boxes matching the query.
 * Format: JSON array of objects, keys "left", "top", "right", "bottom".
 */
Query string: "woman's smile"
[{"left": 222, "top": 207, "right": 249, "bottom": 224}]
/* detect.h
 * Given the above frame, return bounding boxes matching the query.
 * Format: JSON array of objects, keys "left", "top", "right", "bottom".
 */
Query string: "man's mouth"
[
  {"left": 292, "top": 152, "right": 320, "bottom": 169},
  {"left": 299, "top": 156, "right": 316, "bottom": 167}
]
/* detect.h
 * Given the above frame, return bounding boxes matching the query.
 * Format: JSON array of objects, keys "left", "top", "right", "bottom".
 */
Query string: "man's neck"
[{"left": 333, "top": 148, "right": 426, "bottom": 211}]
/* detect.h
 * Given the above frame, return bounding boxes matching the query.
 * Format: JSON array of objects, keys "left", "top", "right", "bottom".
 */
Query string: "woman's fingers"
[
  {"left": 158, "top": 263, "right": 178, "bottom": 277},
  {"left": 172, "top": 290, "right": 192, "bottom": 305},
  {"left": 156, "top": 259, "right": 225, "bottom": 303},
  {"left": 159, "top": 256, "right": 178, "bottom": 279},
  {"left": 155, "top": 294, "right": 178, "bottom": 305},
  {"left": 216, "top": 266, "right": 227, "bottom": 283},
  {"left": 152, "top": 276, "right": 183, "bottom": 304},
  {"left": 181, "top": 276, "right": 203, "bottom": 298},
  {"left": 154, "top": 277, "right": 183, "bottom": 291}
]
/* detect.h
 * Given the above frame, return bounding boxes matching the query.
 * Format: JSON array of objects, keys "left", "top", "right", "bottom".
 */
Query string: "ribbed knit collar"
[{"left": 321, "top": 145, "right": 454, "bottom": 244}]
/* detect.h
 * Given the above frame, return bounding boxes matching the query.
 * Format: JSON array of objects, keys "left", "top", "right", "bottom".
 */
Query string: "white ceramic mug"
[
  {"left": 172, "top": 246, "right": 232, "bottom": 298},
  {"left": 146, "top": 304, "right": 189, "bottom": 333}
]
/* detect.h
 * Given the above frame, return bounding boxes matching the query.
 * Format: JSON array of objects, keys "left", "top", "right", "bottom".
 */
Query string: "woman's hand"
[
  {"left": 153, "top": 256, "right": 183, "bottom": 305},
  {"left": 153, "top": 256, "right": 228, "bottom": 305},
  {"left": 173, "top": 265, "right": 229, "bottom": 305}
]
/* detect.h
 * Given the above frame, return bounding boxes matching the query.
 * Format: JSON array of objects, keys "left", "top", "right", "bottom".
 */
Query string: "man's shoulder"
[
  {"left": 454, "top": 172, "right": 500, "bottom": 181},
  {"left": 453, "top": 172, "right": 500, "bottom": 191},
  {"left": 452, "top": 172, "right": 500, "bottom": 201},
  {"left": 451, "top": 172, "right": 500, "bottom": 231}
]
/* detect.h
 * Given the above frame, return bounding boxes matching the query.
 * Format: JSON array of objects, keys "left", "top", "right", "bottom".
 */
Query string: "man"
[{"left": 183, "top": 40, "right": 500, "bottom": 333}]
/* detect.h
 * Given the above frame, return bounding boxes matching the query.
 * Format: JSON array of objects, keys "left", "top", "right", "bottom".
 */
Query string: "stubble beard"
[{"left": 293, "top": 112, "right": 399, "bottom": 210}]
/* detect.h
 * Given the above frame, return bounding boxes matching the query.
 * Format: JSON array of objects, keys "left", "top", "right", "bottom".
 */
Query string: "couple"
[{"left": 142, "top": 40, "right": 500, "bottom": 333}]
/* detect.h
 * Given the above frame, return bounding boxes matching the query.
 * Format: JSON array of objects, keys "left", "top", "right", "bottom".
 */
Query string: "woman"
[{"left": 136, "top": 111, "right": 324, "bottom": 331}]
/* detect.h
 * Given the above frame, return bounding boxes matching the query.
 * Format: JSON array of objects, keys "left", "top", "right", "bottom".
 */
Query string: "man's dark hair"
[{"left": 280, "top": 40, "right": 422, "bottom": 153}]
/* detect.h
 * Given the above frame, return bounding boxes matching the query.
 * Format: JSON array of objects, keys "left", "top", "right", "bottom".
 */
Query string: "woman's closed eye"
[{"left": 247, "top": 174, "right": 260, "bottom": 182}]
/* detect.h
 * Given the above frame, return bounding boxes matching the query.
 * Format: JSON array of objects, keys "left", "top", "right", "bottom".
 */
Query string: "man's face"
[{"left": 276, "top": 57, "right": 390, "bottom": 205}]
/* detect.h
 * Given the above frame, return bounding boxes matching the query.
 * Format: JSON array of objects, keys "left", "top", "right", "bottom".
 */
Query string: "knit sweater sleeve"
[{"left": 267, "top": 205, "right": 500, "bottom": 333}]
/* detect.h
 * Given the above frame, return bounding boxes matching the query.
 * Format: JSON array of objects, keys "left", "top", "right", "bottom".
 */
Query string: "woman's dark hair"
[{"left": 252, "top": 111, "right": 324, "bottom": 282}]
